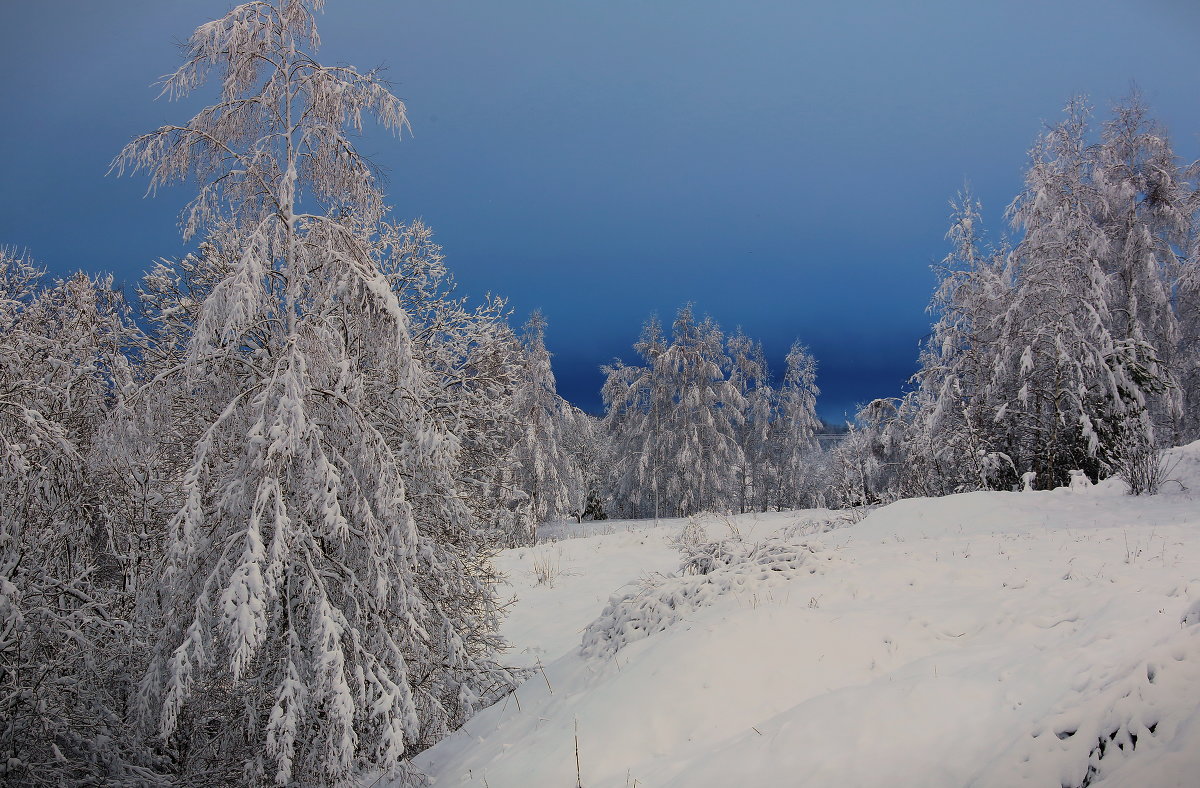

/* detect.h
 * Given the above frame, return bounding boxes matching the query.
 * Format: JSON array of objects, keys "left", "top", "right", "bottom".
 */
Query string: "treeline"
[
  {"left": 598, "top": 306, "right": 823, "bottom": 518},
  {"left": 545, "top": 95, "right": 1200, "bottom": 520},
  {"left": 838, "top": 95, "right": 1200, "bottom": 503}
]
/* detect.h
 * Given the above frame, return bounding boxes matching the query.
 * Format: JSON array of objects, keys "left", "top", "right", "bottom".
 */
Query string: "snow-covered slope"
[{"left": 405, "top": 448, "right": 1200, "bottom": 787}]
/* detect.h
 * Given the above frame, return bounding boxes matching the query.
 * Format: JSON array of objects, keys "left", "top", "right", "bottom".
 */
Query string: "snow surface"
[{"left": 401, "top": 447, "right": 1200, "bottom": 787}]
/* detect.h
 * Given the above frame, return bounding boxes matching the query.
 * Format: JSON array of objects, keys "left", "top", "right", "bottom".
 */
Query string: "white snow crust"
[{"left": 403, "top": 444, "right": 1200, "bottom": 787}]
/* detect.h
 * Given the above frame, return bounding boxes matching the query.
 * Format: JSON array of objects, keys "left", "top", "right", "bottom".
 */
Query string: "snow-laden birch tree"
[
  {"left": 903, "top": 97, "right": 1189, "bottom": 495},
  {"left": 902, "top": 96, "right": 1200, "bottom": 497},
  {"left": 602, "top": 306, "right": 745, "bottom": 517},
  {"left": 726, "top": 329, "right": 773, "bottom": 512},
  {"left": 112, "top": 3, "right": 508, "bottom": 784},
  {"left": 997, "top": 98, "right": 1164, "bottom": 488},
  {"left": 509, "top": 311, "right": 584, "bottom": 534},
  {"left": 827, "top": 397, "right": 909, "bottom": 506},
  {"left": 1093, "top": 95, "right": 1191, "bottom": 443},
  {"left": 374, "top": 218, "right": 529, "bottom": 549},
  {"left": 655, "top": 306, "right": 745, "bottom": 516},
  {"left": 601, "top": 315, "right": 668, "bottom": 520},
  {"left": 771, "top": 341, "right": 823, "bottom": 509},
  {"left": 1182, "top": 223, "right": 1200, "bottom": 440},
  {"left": 909, "top": 190, "right": 1017, "bottom": 493}
]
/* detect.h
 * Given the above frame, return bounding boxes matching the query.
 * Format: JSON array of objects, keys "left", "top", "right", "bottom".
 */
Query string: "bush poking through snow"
[
  {"left": 1113, "top": 440, "right": 1176, "bottom": 496},
  {"left": 580, "top": 536, "right": 823, "bottom": 660},
  {"left": 532, "top": 547, "right": 563, "bottom": 587},
  {"left": 776, "top": 512, "right": 862, "bottom": 540}
]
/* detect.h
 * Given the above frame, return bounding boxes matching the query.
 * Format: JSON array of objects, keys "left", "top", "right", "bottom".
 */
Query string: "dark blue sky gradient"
[{"left": 3, "top": 1, "right": 1200, "bottom": 421}]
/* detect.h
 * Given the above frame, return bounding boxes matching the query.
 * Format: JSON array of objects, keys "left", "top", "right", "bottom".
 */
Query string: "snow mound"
[
  {"left": 580, "top": 535, "right": 827, "bottom": 660},
  {"left": 1163, "top": 439, "right": 1200, "bottom": 492},
  {"left": 406, "top": 474, "right": 1200, "bottom": 788}
]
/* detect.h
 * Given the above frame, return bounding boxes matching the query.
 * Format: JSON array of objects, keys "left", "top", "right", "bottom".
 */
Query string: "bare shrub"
[
  {"left": 532, "top": 546, "right": 562, "bottom": 587},
  {"left": 1112, "top": 435, "right": 1175, "bottom": 496}
]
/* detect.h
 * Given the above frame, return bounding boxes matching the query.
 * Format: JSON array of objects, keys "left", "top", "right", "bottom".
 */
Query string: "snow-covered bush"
[
  {"left": 0, "top": 256, "right": 159, "bottom": 785},
  {"left": 581, "top": 536, "right": 823, "bottom": 660},
  {"left": 1111, "top": 432, "right": 1173, "bottom": 495}
]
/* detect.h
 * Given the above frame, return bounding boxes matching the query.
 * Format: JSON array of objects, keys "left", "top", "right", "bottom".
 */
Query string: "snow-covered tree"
[
  {"left": 1181, "top": 228, "right": 1200, "bottom": 440},
  {"left": 509, "top": 311, "right": 584, "bottom": 534},
  {"left": 561, "top": 408, "right": 611, "bottom": 522},
  {"left": 0, "top": 255, "right": 156, "bottom": 785},
  {"left": 909, "top": 190, "right": 1017, "bottom": 493},
  {"left": 601, "top": 315, "right": 666, "bottom": 519},
  {"left": 112, "top": 3, "right": 508, "bottom": 784},
  {"left": 827, "top": 398, "right": 907, "bottom": 506},
  {"left": 771, "top": 341, "right": 823, "bottom": 508},
  {"left": 726, "top": 329, "right": 773, "bottom": 512},
  {"left": 655, "top": 307, "right": 745, "bottom": 515},
  {"left": 905, "top": 97, "right": 1192, "bottom": 495},
  {"left": 997, "top": 98, "right": 1163, "bottom": 487},
  {"left": 1093, "top": 94, "right": 1191, "bottom": 443},
  {"left": 373, "top": 218, "right": 530, "bottom": 548},
  {"left": 603, "top": 305, "right": 744, "bottom": 517}
]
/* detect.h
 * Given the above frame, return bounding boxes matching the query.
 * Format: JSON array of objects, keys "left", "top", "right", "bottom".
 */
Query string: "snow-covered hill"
[{"left": 405, "top": 447, "right": 1200, "bottom": 787}]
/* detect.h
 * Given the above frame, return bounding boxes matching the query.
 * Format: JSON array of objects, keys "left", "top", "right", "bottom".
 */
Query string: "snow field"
[{"left": 407, "top": 449, "right": 1200, "bottom": 787}]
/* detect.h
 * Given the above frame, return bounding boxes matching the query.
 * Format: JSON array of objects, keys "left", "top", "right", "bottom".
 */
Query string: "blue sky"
[{"left": 2, "top": 0, "right": 1199, "bottom": 420}]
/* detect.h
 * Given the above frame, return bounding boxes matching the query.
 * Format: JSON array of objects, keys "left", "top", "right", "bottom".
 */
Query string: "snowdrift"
[{"left": 404, "top": 445, "right": 1200, "bottom": 787}]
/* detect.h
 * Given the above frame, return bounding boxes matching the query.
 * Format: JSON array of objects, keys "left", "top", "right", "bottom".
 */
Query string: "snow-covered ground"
[{"left": 404, "top": 447, "right": 1200, "bottom": 787}]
